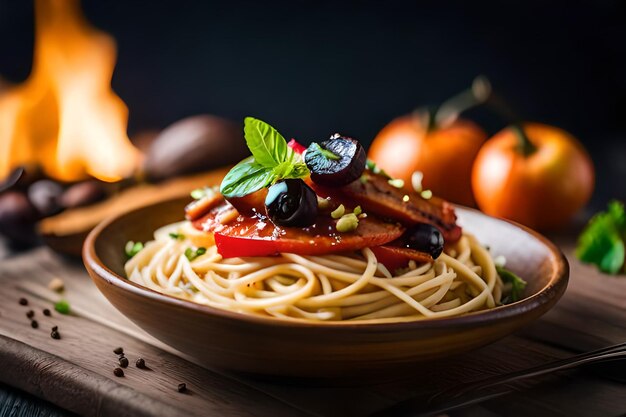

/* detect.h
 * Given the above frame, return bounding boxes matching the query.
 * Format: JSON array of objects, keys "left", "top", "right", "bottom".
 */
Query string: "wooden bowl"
[{"left": 83, "top": 198, "right": 568, "bottom": 379}]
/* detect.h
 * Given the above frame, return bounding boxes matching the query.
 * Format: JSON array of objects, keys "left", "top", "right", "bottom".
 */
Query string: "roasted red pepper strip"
[
  {"left": 192, "top": 201, "right": 404, "bottom": 258},
  {"left": 311, "top": 171, "right": 462, "bottom": 242},
  {"left": 287, "top": 138, "right": 307, "bottom": 155},
  {"left": 370, "top": 246, "right": 433, "bottom": 273}
]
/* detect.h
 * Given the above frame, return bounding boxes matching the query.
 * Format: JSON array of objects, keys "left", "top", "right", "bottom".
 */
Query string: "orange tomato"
[
  {"left": 471, "top": 123, "right": 595, "bottom": 230},
  {"left": 368, "top": 114, "right": 487, "bottom": 206}
]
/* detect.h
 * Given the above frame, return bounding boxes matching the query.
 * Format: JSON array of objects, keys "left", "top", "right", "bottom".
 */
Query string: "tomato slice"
[
  {"left": 370, "top": 246, "right": 433, "bottom": 273},
  {"left": 311, "top": 171, "right": 462, "bottom": 242},
  {"left": 192, "top": 201, "right": 404, "bottom": 258},
  {"left": 287, "top": 138, "right": 307, "bottom": 155}
]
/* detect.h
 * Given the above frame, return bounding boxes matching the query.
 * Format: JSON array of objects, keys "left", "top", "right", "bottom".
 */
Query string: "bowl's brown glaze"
[{"left": 83, "top": 198, "right": 568, "bottom": 379}]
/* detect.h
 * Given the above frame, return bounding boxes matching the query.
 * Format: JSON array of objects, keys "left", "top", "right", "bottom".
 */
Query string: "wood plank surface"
[{"left": 0, "top": 236, "right": 625, "bottom": 417}]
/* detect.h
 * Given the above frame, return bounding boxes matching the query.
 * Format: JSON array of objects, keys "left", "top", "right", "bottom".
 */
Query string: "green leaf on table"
[
  {"left": 497, "top": 266, "right": 527, "bottom": 304},
  {"left": 54, "top": 299, "right": 71, "bottom": 315},
  {"left": 576, "top": 201, "right": 626, "bottom": 274}
]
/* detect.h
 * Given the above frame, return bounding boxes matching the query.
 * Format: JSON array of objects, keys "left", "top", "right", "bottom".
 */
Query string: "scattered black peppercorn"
[
  {"left": 51, "top": 330, "right": 60, "bottom": 339},
  {"left": 177, "top": 383, "right": 187, "bottom": 393},
  {"left": 51, "top": 325, "right": 58, "bottom": 332},
  {"left": 26, "top": 310, "right": 34, "bottom": 319},
  {"left": 31, "top": 320, "right": 38, "bottom": 329},
  {"left": 119, "top": 357, "right": 129, "bottom": 368},
  {"left": 136, "top": 358, "right": 146, "bottom": 369},
  {"left": 19, "top": 298, "right": 28, "bottom": 306},
  {"left": 43, "top": 308, "right": 51, "bottom": 316},
  {"left": 113, "top": 347, "right": 124, "bottom": 355},
  {"left": 113, "top": 368, "right": 124, "bottom": 377}
]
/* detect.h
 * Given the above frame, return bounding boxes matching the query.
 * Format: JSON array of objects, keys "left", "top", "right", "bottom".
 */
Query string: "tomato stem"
[
  {"left": 433, "top": 76, "right": 492, "bottom": 127},
  {"left": 512, "top": 124, "right": 537, "bottom": 156}
]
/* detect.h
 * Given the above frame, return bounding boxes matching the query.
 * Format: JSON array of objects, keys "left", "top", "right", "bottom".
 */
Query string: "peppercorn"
[
  {"left": 43, "top": 308, "right": 51, "bottom": 317},
  {"left": 136, "top": 358, "right": 146, "bottom": 369},
  {"left": 26, "top": 310, "right": 34, "bottom": 319},
  {"left": 119, "top": 357, "right": 129, "bottom": 368},
  {"left": 177, "top": 383, "right": 187, "bottom": 393},
  {"left": 113, "top": 368, "right": 124, "bottom": 377},
  {"left": 19, "top": 298, "right": 28, "bottom": 306},
  {"left": 51, "top": 330, "right": 60, "bottom": 339},
  {"left": 31, "top": 320, "right": 38, "bottom": 329},
  {"left": 113, "top": 347, "right": 123, "bottom": 355}
]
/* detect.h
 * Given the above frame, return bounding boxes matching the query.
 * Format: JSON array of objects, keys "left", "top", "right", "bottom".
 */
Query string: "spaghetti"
[{"left": 125, "top": 221, "right": 505, "bottom": 322}]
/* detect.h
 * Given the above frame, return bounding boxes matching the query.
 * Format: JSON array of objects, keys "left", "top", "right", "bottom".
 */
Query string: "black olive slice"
[
  {"left": 403, "top": 223, "right": 444, "bottom": 259},
  {"left": 305, "top": 135, "right": 366, "bottom": 187},
  {"left": 265, "top": 179, "right": 318, "bottom": 227}
]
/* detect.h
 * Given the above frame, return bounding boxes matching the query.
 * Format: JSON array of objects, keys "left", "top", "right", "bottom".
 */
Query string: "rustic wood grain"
[{"left": 0, "top": 239, "right": 625, "bottom": 416}]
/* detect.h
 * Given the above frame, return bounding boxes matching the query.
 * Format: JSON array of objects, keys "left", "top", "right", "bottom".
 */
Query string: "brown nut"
[
  {"left": 59, "top": 180, "right": 106, "bottom": 209},
  {"left": 144, "top": 115, "right": 247, "bottom": 182},
  {"left": 0, "top": 191, "right": 39, "bottom": 246},
  {"left": 27, "top": 180, "right": 64, "bottom": 217}
]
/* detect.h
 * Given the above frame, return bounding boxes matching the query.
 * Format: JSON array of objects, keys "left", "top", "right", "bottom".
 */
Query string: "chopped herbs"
[
  {"left": 353, "top": 205, "right": 362, "bottom": 216},
  {"left": 365, "top": 159, "right": 391, "bottom": 179},
  {"left": 388, "top": 178, "right": 405, "bottom": 188},
  {"left": 421, "top": 190, "right": 433, "bottom": 200},
  {"left": 497, "top": 266, "right": 527, "bottom": 303},
  {"left": 331, "top": 204, "right": 345, "bottom": 219},
  {"left": 307, "top": 142, "right": 341, "bottom": 161},
  {"left": 54, "top": 300, "right": 71, "bottom": 315},
  {"left": 576, "top": 200, "right": 626, "bottom": 274},
  {"left": 125, "top": 241, "right": 144, "bottom": 258},
  {"left": 411, "top": 171, "right": 424, "bottom": 192},
  {"left": 169, "top": 232, "right": 185, "bottom": 240},
  {"left": 185, "top": 247, "right": 207, "bottom": 261},
  {"left": 220, "top": 117, "right": 309, "bottom": 198},
  {"left": 336, "top": 213, "right": 359, "bottom": 233},
  {"left": 190, "top": 188, "right": 205, "bottom": 199}
]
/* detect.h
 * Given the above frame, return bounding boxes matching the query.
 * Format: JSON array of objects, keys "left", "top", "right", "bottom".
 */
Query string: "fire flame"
[{"left": 0, "top": 0, "right": 139, "bottom": 182}]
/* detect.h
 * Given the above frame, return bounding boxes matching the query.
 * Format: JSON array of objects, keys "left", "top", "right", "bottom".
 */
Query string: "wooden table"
[{"left": 0, "top": 232, "right": 625, "bottom": 417}]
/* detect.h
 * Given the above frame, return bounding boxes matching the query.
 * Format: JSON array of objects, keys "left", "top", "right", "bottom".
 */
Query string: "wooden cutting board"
[{"left": 1, "top": 237, "right": 625, "bottom": 417}]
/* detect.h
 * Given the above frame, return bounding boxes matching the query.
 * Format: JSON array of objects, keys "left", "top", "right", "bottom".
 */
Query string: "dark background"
[{"left": 0, "top": 0, "right": 625, "bottom": 207}]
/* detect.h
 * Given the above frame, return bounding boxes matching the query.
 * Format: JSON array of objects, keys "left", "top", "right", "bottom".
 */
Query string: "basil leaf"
[
  {"left": 220, "top": 157, "right": 274, "bottom": 198},
  {"left": 289, "top": 162, "right": 309, "bottom": 178},
  {"left": 496, "top": 266, "right": 527, "bottom": 303},
  {"left": 244, "top": 117, "right": 289, "bottom": 168}
]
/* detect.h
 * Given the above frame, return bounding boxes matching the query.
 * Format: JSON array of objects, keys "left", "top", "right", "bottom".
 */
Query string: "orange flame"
[{"left": 0, "top": 0, "right": 139, "bottom": 182}]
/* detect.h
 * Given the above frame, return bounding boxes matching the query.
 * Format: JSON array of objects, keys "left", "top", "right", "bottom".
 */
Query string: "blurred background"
[{"left": 1, "top": 0, "right": 625, "bottom": 209}]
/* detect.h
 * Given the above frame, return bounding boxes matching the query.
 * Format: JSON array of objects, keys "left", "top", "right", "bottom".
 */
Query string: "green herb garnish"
[
  {"left": 365, "top": 159, "right": 391, "bottom": 179},
  {"left": 220, "top": 117, "right": 309, "bottom": 198},
  {"left": 185, "top": 247, "right": 207, "bottom": 261},
  {"left": 169, "top": 232, "right": 185, "bottom": 240},
  {"left": 576, "top": 200, "right": 626, "bottom": 274},
  {"left": 125, "top": 241, "right": 143, "bottom": 258},
  {"left": 307, "top": 142, "right": 340, "bottom": 161},
  {"left": 54, "top": 299, "right": 71, "bottom": 315},
  {"left": 497, "top": 266, "right": 527, "bottom": 304}
]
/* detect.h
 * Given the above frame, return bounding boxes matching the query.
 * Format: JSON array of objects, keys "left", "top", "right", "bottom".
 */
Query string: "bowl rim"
[{"left": 83, "top": 198, "right": 569, "bottom": 331}]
